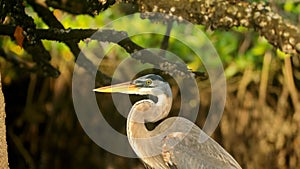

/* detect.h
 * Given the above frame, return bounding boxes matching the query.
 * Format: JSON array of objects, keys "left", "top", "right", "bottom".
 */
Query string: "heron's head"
[{"left": 94, "top": 74, "right": 171, "bottom": 97}]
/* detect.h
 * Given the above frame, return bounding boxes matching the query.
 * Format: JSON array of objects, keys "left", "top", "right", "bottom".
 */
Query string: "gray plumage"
[{"left": 94, "top": 74, "right": 242, "bottom": 169}]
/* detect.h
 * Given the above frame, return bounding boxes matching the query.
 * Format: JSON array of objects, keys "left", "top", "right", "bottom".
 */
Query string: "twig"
[
  {"left": 160, "top": 21, "right": 173, "bottom": 51},
  {"left": 259, "top": 50, "right": 272, "bottom": 104},
  {"left": 45, "top": 0, "right": 116, "bottom": 16},
  {"left": 283, "top": 57, "right": 300, "bottom": 115},
  {"left": 0, "top": 49, "right": 36, "bottom": 70},
  {"left": 8, "top": 128, "right": 36, "bottom": 169},
  {"left": 237, "top": 66, "right": 253, "bottom": 104},
  {"left": 238, "top": 33, "right": 252, "bottom": 56},
  {"left": 276, "top": 84, "right": 289, "bottom": 116}
]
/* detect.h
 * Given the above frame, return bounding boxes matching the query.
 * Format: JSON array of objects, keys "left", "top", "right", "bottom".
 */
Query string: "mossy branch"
[{"left": 130, "top": 0, "right": 300, "bottom": 56}]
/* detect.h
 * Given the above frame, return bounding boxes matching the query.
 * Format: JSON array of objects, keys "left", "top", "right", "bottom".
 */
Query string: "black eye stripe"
[
  {"left": 134, "top": 80, "right": 143, "bottom": 84},
  {"left": 133, "top": 80, "right": 153, "bottom": 88},
  {"left": 135, "top": 84, "right": 144, "bottom": 87},
  {"left": 143, "top": 74, "right": 165, "bottom": 82},
  {"left": 133, "top": 74, "right": 165, "bottom": 87}
]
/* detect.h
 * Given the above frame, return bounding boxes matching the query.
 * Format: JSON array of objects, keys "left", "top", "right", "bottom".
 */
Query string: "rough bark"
[
  {"left": 131, "top": 0, "right": 300, "bottom": 56},
  {"left": 0, "top": 73, "right": 9, "bottom": 169}
]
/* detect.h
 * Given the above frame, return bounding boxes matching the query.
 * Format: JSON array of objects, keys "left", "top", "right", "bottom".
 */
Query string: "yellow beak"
[{"left": 93, "top": 82, "right": 139, "bottom": 94}]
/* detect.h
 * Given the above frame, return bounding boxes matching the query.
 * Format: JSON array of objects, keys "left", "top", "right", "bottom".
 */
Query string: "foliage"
[{"left": 1, "top": 1, "right": 300, "bottom": 169}]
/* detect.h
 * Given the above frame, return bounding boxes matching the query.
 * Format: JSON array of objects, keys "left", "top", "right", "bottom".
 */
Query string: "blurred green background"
[{"left": 1, "top": 1, "right": 300, "bottom": 169}]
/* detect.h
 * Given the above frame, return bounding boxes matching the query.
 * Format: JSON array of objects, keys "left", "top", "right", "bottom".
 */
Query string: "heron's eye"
[{"left": 145, "top": 79, "right": 152, "bottom": 86}]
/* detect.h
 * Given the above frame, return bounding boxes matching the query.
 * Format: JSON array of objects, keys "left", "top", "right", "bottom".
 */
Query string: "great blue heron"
[{"left": 94, "top": 74, "right": 242, "bottom": 169}]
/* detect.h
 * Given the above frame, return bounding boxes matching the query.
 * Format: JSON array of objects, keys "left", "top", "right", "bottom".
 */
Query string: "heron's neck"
[{"left": 127, "top": 94, "right": 172, "bottom": 139}]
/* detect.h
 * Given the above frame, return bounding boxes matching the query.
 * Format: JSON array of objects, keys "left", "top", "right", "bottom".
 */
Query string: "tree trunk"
[{"left": 0, "top": 73, "right": 9, "bottom": 169}]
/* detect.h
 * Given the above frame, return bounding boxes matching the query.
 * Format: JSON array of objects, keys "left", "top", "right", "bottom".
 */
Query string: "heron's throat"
[
  {"left": 127, "top": 93, "right": 172, "bottom": 138},
  {"left": 150, "top": 94, "right": 172, "bottom": 122}
]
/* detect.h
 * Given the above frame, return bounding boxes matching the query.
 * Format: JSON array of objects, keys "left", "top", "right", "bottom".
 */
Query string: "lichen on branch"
[{"left": 130, "top": 0, "right": 300, "bottom": 56}]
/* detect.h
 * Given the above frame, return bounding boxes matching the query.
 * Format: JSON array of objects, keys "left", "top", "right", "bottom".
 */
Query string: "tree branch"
[
  {"left": 0, "top": 48, "right": 36, "bottom": 71},
  {"left": 27, "top": 0, "right": 82, "bottom": 58},
  {"left": 132, "top": 0, "right": 300, "bottom": 56},
  {"left": 45, "top": 0, "right": 116, "bottom": 16},
  {"left": 1, "top": 24, "right": 194, "bottom": 78},
  {"left": 2, "top": 0, "right": 60, "bottom": 77}
]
